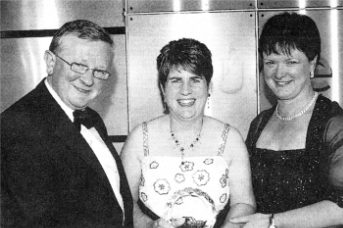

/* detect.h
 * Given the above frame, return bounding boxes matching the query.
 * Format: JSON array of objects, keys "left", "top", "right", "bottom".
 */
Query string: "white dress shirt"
[{"left": 45, "top": 79, "right": 124, "bottom": 219}]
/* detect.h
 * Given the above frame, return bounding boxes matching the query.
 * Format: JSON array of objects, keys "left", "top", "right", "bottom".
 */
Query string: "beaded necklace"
[
  {"left": 275, "top": 92, "right": 318, "bottom": 121},
  {"left": 170, "top": 119, "right": 203, "bottom": 164}
]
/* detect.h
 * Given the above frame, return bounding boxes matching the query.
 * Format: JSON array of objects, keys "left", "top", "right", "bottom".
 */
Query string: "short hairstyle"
[
  {"left": 157, "top": 38, "right": 213, "bottom": 89},
  {"left": 259, "top": 12, "right": 321, "bottom": 62},
  {"left": 49, "top": 20, "right": 114, "bottom": 53}
]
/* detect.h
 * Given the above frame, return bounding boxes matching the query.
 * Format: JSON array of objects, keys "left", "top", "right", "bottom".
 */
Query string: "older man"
[{"left": 1, "top": 20, "right": 133, "bottom": 227}]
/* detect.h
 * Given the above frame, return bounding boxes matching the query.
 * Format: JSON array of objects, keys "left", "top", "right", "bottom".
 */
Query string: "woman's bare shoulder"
[
  {"left": 143, "top": 115, "right": 169, "bottom": 134},
  {"left": 147, "top": 115, "right": 168, "bottom": 125},
  {"left": 204, "top": 116, "right": 242, "bottom": 137},
  {"left": 204, "top": 116, "right": 228, "bottom": 130}
]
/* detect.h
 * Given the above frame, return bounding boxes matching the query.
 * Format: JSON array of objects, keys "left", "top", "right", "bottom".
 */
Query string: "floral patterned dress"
[{"left": 138, "top": 122, "right": 231, "bottom": 228}]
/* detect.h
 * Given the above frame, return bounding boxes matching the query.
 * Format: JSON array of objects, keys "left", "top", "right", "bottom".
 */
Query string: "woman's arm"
[
  {"left": 120, "top": 125, "right": 151, "bottom": 228},
  {"left": 326, "top": 115, "right": 343, "bottom": 189},
  {"left": 230, "top": 115, "right": 343, "bottom": 228},
  {"left": 221, "top": 127, "right": 256, "bottom": 228},
  {"left": 231, "top": 200, "right": 343, "bottom": 228},
  {"left": 120, "top": 125, "right": 174, "bottom": 228}
]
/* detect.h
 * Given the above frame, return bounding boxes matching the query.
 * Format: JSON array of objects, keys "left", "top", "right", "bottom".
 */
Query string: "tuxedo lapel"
[
  {"left": 33, "top": 79, "right": 131, "bottom": 225},
  {"left": 54, "top": 115, "right": 111, "bottom": 185},
  {"left": 33, "top": 80, "right": 116, "bottom": 197},
  {"left": 95, "top": 123, "right": 133, "bottom": 223}
]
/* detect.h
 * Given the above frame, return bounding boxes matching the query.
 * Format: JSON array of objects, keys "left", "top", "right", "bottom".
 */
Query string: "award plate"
[{"left": 164, "top": 187, "right": 216, "bottom": 228}]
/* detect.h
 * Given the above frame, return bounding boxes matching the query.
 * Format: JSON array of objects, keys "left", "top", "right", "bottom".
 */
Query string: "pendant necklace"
[
  {"left": 275, "top": 92, "right": 318, "bottom": 121},
  {"left": 170, "top": 119, "right": 203, "bottom": 164}
]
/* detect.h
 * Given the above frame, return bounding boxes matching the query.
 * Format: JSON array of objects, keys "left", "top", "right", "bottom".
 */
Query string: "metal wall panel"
[
  {"left": 1, "top": 0, "right": 124, "bottom": 31},
  {"left": 0, "top": 37, "right": 51, "bottom": 111},
  {"left": 258, "top": 0, "right": 342, "bottom": 9},
  {"left": 2, "top": 0, "right": 342, "bottom": 144},
  {"left": 258, "top": 10, "right": 343, "bottom": 111},
  {"left": 127, "top": 0, "right": 255, "bottom": 14},
  {"left": 126, "top": 12, "right": 257, "bottom": 138},
  {"left": 0, "top": 35, "right": 128, "bottom": 137}
]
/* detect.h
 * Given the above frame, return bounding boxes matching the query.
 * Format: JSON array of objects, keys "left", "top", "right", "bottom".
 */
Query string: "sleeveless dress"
[
  {"left": 138, "top": 123, "right": 231, "bottom": 228},
  {"left": 246, "top": 95, "right": 343, "bottom": 213}
]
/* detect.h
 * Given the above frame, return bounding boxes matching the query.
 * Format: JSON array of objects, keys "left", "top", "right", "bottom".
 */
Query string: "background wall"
[{"left": 1, "top": 0, "right": 342, "bottom": 152}]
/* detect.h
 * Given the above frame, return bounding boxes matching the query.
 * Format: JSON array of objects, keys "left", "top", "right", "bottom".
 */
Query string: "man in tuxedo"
[{"left": 1, "top": 20, "right": 133, "bottom": 227}]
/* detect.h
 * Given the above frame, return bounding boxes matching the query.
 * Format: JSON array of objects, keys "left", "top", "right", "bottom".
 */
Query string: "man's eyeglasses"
[{"left": 52, "top": 52, "right": 110, "bottom": 80}]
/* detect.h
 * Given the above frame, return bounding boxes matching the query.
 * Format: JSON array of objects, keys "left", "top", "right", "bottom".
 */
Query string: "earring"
[
  {"left": 310, "top": 72, "right": 314, "bottom": 78},
  {"left": 207, "top": 95, "right": 210, "bottom": 109},
  {"left": 163, "top": 101, "right": 168, "bottom": 113},
  {"left": 164, "top": 102, "right": 167, "bottom": 111}
]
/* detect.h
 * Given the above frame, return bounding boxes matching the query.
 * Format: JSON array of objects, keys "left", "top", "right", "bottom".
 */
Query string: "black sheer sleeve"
[
  {"left": 245, "top": 115, "right": 261, "bottom": 155},
  {"left": 323, "top": 113, "right": 343, "bottom": 207},
  {"left": 323, "top": 110, "right": 343, "bottom": 207},
  {"left": 245, "top": 108, "right": 274, "bottom": 155}
]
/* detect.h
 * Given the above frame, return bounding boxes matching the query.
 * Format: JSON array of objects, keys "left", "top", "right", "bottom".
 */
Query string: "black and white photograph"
[{"left": 1, "top": 0, "right": 342, "bottom": 227}]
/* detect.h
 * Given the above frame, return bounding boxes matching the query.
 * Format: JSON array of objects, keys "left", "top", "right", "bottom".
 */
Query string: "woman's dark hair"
[
  {"left": 259, "top": 12, "right": 321, "bottom": 62},
  {"left": 157, "top": 38, "right": 213, "bottom": 89},
  {"left": 49, "top": 20, "right": 114, "bottom": 54}
]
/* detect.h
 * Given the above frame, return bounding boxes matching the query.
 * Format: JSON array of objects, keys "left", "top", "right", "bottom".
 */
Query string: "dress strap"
[
  {"left": 142, "top": 122, "right": 149, "bottom": 156},
  {"left": 217, "top": 124, "right": 230, "bottom": 156}
]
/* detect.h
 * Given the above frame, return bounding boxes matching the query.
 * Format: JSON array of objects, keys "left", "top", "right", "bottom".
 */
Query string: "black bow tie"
[{"left": 73, "top": 109, "right": 96, "bottom": 131}]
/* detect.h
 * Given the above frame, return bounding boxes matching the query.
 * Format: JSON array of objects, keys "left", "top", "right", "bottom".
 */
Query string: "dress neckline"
[
  {"left": 252, "top": 95, "right": 325, "bottom": 152},
  {"left": 255, "top": 147, "right": 306, "bottom": 153}
]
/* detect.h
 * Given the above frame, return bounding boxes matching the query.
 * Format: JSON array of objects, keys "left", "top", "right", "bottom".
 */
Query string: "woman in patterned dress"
[
  {"left": 231, "top": 12, "right": 343, "bottom": 228},
  {"left": 121, "top": 38, "right": 256, "bottom": 228}
]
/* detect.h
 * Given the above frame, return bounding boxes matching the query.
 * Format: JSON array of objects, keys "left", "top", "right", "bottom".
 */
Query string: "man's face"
[{"left": 46, "top": 34, "right": 114, "bottom": 110}]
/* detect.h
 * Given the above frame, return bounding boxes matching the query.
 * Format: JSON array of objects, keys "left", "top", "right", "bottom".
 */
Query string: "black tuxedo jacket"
[{"left": 1, "top": 79, "right": 133, "bottom": 228}]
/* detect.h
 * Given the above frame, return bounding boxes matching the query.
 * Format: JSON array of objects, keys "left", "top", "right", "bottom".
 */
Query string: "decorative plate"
[{"left": 164, "top": 187, "right": 216, "bottom": 228}]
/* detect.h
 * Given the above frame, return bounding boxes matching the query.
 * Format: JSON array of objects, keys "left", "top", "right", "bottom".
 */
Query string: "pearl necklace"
[
  {"left": 170, "top": 119, "right": 203, "bottom": 164},
  {"left": 275, "top": 92, "right": 318, "bottom": 121}
]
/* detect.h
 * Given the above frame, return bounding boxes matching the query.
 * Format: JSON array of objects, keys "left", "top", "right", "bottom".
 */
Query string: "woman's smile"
[
  {"left": 274, "top": 80, "right": 292, "bottom": 87},
  {"left": 177, "top": 99, "right": 196, "bottom": 107}
]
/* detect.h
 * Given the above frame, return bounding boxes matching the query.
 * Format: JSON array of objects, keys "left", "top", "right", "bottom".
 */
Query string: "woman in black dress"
[{"left": 231, "top": 12, "right": 343, "bottom": 228}]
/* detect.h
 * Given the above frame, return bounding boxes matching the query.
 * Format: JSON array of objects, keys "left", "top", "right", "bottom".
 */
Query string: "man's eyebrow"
[
  {"left": 190, "top": 75, "right": 204, "bottom": 79},
  {"left": 168, "top": 76, "right": 181, "bottom": 79}
]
